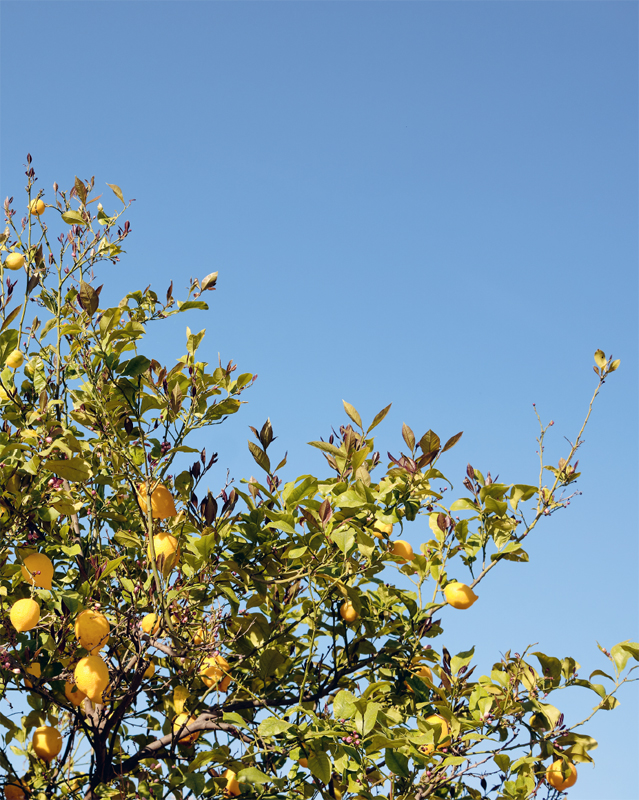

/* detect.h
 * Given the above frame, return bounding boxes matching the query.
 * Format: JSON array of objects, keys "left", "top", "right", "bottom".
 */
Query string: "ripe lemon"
[
  {"left": 144, "top": 660, "right": 155, "bottom": 679},
  {"left": 74, "top": 654, "right": 109, "bottom": 704},
  {"left": 371, "top": 520, "right": 393, "bottom": 539},
  {"left": 5, "top": 350, "right": 23, "bottom": 369},
  {"left": 10, "top": 598, "right": 40, "bottom": 632},
  {"left": 339, "top": 600, "right": 358, "bottom": 623},
  {"left": 32, "top": 726, "right": 62, "bottom": 762},
  {"left": 298, "top": 757, "right": 308, "bottom": 769},
  {"left": 419, "top": 714, "right": 451, "bottom": 754},
  {"left": 443, "top": 581, "right": 478, "bottom": 609},
  {"left": 20, "top": 552, "right": 54, "bottom": 590},
  {"left": 75, "top": 610, "right": 110, "bottom": 654},
  {"left": 4, "top": 780, "right": 28, "bottom": 800},
  {"left": 390, "top": 539, "right": 414, "bottom": 563},
  {"left": 173, "top": 713, "right": 200, "bottom": 745},
  {"left": 25, "top": 662, "right": 41, "bottom": 688},
  {"left": 200, "top": 655, "right": 232, "bottom": 690},
  {"left": 29, "top": 199, "right": 45, "bottom": 217},
  {"left": 193, "top": 626, "right": 206, "bottom": 645},
  {"left": 64, "top": 680, "right": 87, "bottom": 707},
  {"left": 224, "top": 770, "right": 240, "bottom": 797},
  {"left": 141, "top": 612, "right": 160, "bottom": 635},
  {"left": 545, "top": 759, "right": 577, "bottom": 790},
  {"left": 137, "top": 483, "right": 177, "bottom": 519},
  {"left": 4, "top": 253, "right": 25, "bottom": 271},
  {"left": 149, "top": 531, "right": 180, "bottom": 577}
]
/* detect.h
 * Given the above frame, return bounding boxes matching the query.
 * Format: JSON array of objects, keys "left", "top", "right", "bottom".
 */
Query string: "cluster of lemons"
[{"left": 338, "top": 521, "right": 479, "bottom": 624}]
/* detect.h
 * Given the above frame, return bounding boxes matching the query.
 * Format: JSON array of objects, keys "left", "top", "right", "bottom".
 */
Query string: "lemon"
[
  {"left": 10, "top": 598, "right": 40, "bottom": 632},
  {"left": 149, "top": 531, "right": 180, "bottom": 577},
  {"left": 4, "top": 253, "right": 25, "bottom": 271},
  {"left": 20, "top": 552, "right": 54, "bottom": 590},
  {"left": 75, "top": 610, "right": 110, "bottom": 654},
  {"left": 545, "top": 759, "right": 577, "bottom": 790},
  {"left": 143, "top": 660, "right": 155, "bottom": 679},
  {"left": 298, "top": 757, "right": 308, "bottom": 769},
  {"left": 339, "top": 600, "right": 358, "bottom": 623},
  {"left": 200, "top": 655, "right": 231, "bottom": 690},
  {"left": 224, "top": 770, "right": 240, "bottom": 797},
  {"left": 193, "top": 626, "right": 206, "bottom": 645},
  {"left": 29, "top": 199, "right": 45, "bottom": 217},
  {"left": 419, "top": 714, "right": 451, "bottom": 754},
  {"left": 74, "top": 654, "right": 109, "bottom": 704},
  {"left": 390, "top": 540, "right": 414, "bottom": 563},
  {"left": 137, "top": 483, "right": 177, "bottom": 519},
  {"left": 25, "top": 662, "right": 41, "bottom": 688},
  {"left": 5, "top": 350, "right": 23, "bottom": 369},
  {"left": 371, "top": 520, "right": 393, "bottom": 539},
  {"left": 443, "top": 581, "right": 478, "bottom": 610},
  {"left": 64, "top": 680, "right": 87, "bottom": 707},
  {"left": 4, "top": 780, "right": 28, "bottom": 800},
  {"left": 141, "top": 612, "right": 160, "bottom": 635},
  {"left": 173, "top": 713, "right": 200, "bottom": 745},
  {"left": 32, "top": 726, "right": 62, "bottom": 762}
]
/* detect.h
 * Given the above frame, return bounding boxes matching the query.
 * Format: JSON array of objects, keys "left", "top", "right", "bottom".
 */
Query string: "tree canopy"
[{"left": 0, "top": 160, "right": 636, "bottom": 800}]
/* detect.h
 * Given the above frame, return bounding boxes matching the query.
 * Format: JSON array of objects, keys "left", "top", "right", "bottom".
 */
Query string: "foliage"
[{"left": 0, "top": 159, "right": 636, "bottom": 800}]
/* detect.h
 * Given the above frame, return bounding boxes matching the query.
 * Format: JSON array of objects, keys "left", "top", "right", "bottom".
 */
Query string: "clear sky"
[{"left": 1, "top": 1, "right": 637, "bottom": 797}]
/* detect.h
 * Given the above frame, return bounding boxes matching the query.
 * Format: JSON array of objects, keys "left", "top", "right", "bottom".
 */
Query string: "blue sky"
[{"left": 1, "top": 1, "right": 637, "bottom": 797}]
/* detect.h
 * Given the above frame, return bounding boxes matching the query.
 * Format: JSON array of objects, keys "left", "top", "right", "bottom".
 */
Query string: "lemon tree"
[{"left": 0, "top": 158, "right": 636, "bottom": 800}]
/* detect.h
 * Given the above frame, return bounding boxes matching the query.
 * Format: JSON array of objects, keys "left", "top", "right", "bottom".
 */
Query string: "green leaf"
[
  {"left": 367, "top": 402, "right": 392, "bottom": 433},
  {"left": 248, "top": 442, "right": 271, "bottom": 474},
  {"left": 419, "top": 429, "right": 440, "bottom": 454},
  {"left": 257, "top": 717, "right": 292, "bottom": 737},
  {"left": 186, "top": 327, "right": 206, "bottom": 355},
  {"left": 0, "top": 329, "right": 19, "bottom": 365},
  {"left": 308, "top": 440, "right": 343, "bottom": 456},
  {"left": 343, "top": 400, "right": 362, "bottom": 429},
  {"left": 384, "top": 748, "right": 410, "bottom": 778},
  {"left": 309, "top": 751, "right": 331, "bottom": 784},
  {"left": 450, "top": 497, "right": 479, "bottom": 512},
  {"left": 237, "top": 767, "right": 270, "bottom": 785},
  {"left": 44, "top": 457, "right": 91, "bottom": 482},
  {"left": 594, "top": 349, "right": 607, "bottom": 369},
  {"left": 107, "top": 183, "right": 125, "bottom": 204},
  {"left": 494, "top": 753, "right": 510, "bottom": 772},
  {"left": 509, "top": 484, "right": 538, "bottom": 510},
  {"left": 610, "top": 641, "right": 639, "bottom": 674},
  {"left": 61, "top": 210, "right": 87, "bottom": 226},
  {"left": 177, "top": 300, "right": 209, "bottom": 312},
  {"left": 330, "top": 527, "right": 355, "bottom": 555},
  {"left": 121, "top": 356, "right": 151, "bottom": 377},
  {"left": 362, "top": 702, "right": 380, "bottom": 736},
  {"left": 98, "top": 556, "right": 126, "bottom": 583},
  {"left": 333, "top": 690, "right": 357, "bottom": 719}
]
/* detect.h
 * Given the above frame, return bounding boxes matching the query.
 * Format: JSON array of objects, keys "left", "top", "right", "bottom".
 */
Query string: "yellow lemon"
[
  {"left": 75, "top": 610, "right": 110, "bottom": 654},
  {"left": 200, "top": 655, "right": 231, "bottom": 690},
  {"left": 141, "top": 613, "right": 160, "bottom": 635},
  {"left": 371, "top": 520, "right": 393, "bottom": 539},
  {"left": 29, "top": 199, "right": 45, "bottom": 217},
  {"left": 298, "top": 757, "right": 308, "bottom": 769},
  {"left": 443, "top": 582, "right": 478, "bottom": 610},
  {"left": 143, "top": 660, "right": 155, "bottom": 679},
  {"left": 173, "top": 713, "right": 200, "bottom": 745},
  {"left": 5, "top": 350, "right": 23, "bottom": 369},
  {"left": 149, "top": 531, "right": 180, "bottom": 578},
  {"left": 10, "top": 598, "right": 40, "bottom": 632},
  {"left": 4, "top": 780, "right": 28, "bottom": 800},
  {"left": 390, "top": 539, "right": 414, "bottom": 563},
  {"left": 32, "top": 726, "right": 62, "bottom": 762},
  {"left": 25, "top": 662, "right": 41, "bottom": 688},
  {"left": 4, "top": 253, "right": 25, "bottom": 271},
  {"left": 193, "top": 626, "right": 206, "bottom": 645},
  {"left": 419, "top": 714, "right": 451, "bottom": 754},
  {"left": 545, "top": 760, "right": 577, "bottom": 791},
  {"left": 224, "top": 770, "right": 240, "bottom": 797},
  {"left": 339, "top": 600, "right": 358, "bottom": 623},
  {"left": 74, "top": 655, "right": 109, "bottom": 704},
  {"left": 137, "top": 483, "right": 177, "bottom": 519},
  {"left": 64, "top": 680, "right": 87, "bottom": 707},
  {"left": 20, "top": 553, "right": 54, "bottom": 590}
]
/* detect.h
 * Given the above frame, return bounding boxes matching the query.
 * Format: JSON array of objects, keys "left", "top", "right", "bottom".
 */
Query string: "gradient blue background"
[{"left": 1, "top": 2, "right": 637, "bottom": 797}]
